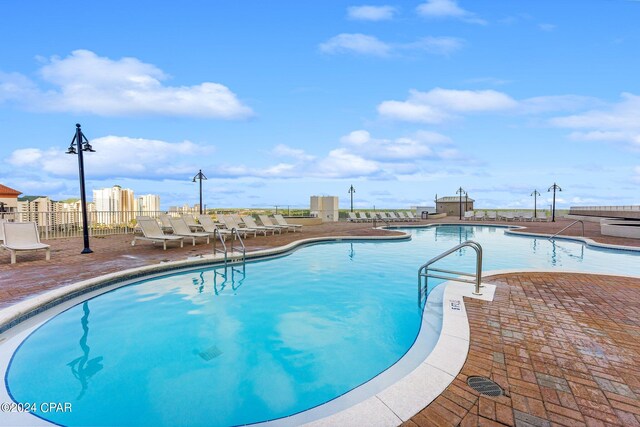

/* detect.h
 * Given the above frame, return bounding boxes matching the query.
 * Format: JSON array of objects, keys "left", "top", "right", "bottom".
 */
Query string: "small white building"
[{"left": 310, "top": 196, "right": 339, "bottom": 222}]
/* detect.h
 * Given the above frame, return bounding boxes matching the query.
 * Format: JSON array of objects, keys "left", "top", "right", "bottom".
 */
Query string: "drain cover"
[{"left": 467, "top": 376, "right": 504, "bottom": 397}]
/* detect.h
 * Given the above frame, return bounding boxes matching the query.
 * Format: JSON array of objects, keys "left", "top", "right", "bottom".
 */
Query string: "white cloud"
[
  {"left": 538, "top": 23, "right": 556, "bottom": 32},
  {"left": 401, "top": 36, "right": 464, "bottom": 56},
  {"left": 347, "top": 5, "right": 397, "bottom": 21},
  {"left": 340, "top": 130, "right": 436, "bottom": 161},
  {"left": 550, "top": 92, "right": 640, "bottom": 147},
  {"left": 319, "top": 34, "right": 391, "bottom": 56},
  {"left": 316, "top": 149, "right": 380, "bottom": 178},
  {"left": 416, "top": 0, "right": 486, "bottom": 25},
  {"left": 319, "top": 34, "right": 464, "bottom": 57},
  {"left": 519, "top": 95, "right": 600, "bottom": 114},
  {"left": 205, "top": 129, "right": 462, "bottom": 180},
  {"left": 378, "top": 88, "right": 516, "bottom": 123},
  {"left": 377, "top": 100, "right": 450, "bottom": 123},
  {"left": 340, "top": 130, "right": 371, "bottom": 144},
  {"left": 7, "top": 148, "right": 43, "bottom": 166},
  {"left": 272, "top": 144, "right": 316, "bottom": 161},
  {"left": 6, "top": 136, "right": 214, "bottom": 179},
  {"left": 0, "top": 50, "right": 252, "bottom": 119}
]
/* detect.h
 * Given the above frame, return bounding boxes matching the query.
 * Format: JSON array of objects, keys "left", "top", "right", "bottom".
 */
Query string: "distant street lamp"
[
  {"left": 548, "top": 183, "right": 562, "bottom": 222},
  {"left": 192, "top": 169, "right": 207, "bottom": 215},
  {"left": 66, "top": 123, "right": 95, "bottom": 254},
  {"left": 530, "top": 190, "right": 541, "bottom": 218},
  {"left": 348, "top": 185, "right": 356, "bottom": 212},
  {"left": 456, "top": 187, "right": 465, "bottom": 220},
  {"left": 465, "top": 193, "right": 469, "bottom": 212}
]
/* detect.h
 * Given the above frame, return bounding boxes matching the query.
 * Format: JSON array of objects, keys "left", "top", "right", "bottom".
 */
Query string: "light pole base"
[{"left": 81, "top": 248, "right": 94, "bottom": 254}]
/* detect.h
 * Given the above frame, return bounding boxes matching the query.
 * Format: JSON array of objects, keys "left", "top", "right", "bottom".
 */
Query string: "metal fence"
[
  {"left": 0, "top": 210, "right": 178, "bottom": 240},
  {"left": 570, "top": 205, "right": 640, "bottom": 212},
  {"left": 0, "top": 209, "right": 313, "bottom": 240}
]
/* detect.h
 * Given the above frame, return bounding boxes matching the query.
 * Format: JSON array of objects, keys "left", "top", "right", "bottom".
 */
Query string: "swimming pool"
[{"left": 3, "top": 225, "right": 640, "bottom": 426}]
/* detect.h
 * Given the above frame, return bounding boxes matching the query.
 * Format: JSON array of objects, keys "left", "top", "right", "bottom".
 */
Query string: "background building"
[
  {"left": 137, "top": 194, "right": 161, "bottom": 214},
  {"left": 436, "top": 196, "right": 475, "bottom": 217},
  {"left": 0, "top": 184, "right": 21, "bottom": 219},
  {"left": 17, "top": 196, "right": 55, "bottom": 225},
  {"left": 93, "top": 185, "right": 135, "bottom": 224},
  {"left": 310, "top": 196, "right": 339, "bottom": 222}
]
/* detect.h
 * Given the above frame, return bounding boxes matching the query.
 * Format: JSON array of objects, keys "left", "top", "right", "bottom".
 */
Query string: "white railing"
[
  {"left": 1, "top": 210, "right": 184, "bottom": 240},
  {"left": 570, "top": 205, "right": 640, "bottom": 212}
]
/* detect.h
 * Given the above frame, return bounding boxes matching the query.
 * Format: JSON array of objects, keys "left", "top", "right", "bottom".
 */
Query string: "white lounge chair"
[
  {"left": 273, "top": 214, "right": 303, "bottom": 231},
  {"left": 474, "top": 211, "right": 485, "bottom": 221},
  {"left": 536, "top": 212, "right": 548, "bottom": 222},
  {"left": 132, "top": 218, "right": 184, "bottom": 250},
  {"left": 406, "top": 212, "right": 418, "bottom": 220},
  {"left": 182, "top": 215, "right": 205, "bottom": 231},
  {"left": 0, "top": 219, "right": 6, "bottom": 243},
  {"left": 1, "top": 222, "right": 51, "bottom": 264},
  {"left": 198, "top": 215, "right": 233, "bottom": 239},
  {"left": 241, "top": 215, "right": 274, "bottom": 236},
  {"left": 502, "top": 212, "right": 515, "bottom": 221},
  {"left": 487, "top": 211, "right": 497, "bottom": 221},
  {"left": 347, "top": 212, "right": 359, "bottom": 222},
  {"left": 169, "top": 217, "right": 210, "bottom": 245},
  {"left": 521, "top": 212, "right": 534, "bottom": 221},
  {"left": 219, "top": 215, "right": 257, "bottom": 238},
  {"left": 463, "top": 211, "right": 474, "bottom": 221},
  {"left": 158, "top": 214, "right": 174, "bottom": 232},
  {"left": 398, "top": 212, "right": 411, "bottom": 221},
  {"left": 259, "top": 215, "right": 291, "bottom": 232},
  {"left": 357, "top": 212, "right": 371, "bottom": 222}
]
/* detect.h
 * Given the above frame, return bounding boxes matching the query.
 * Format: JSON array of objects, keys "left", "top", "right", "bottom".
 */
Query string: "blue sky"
[{"left": 1, "top": 0, "right": 639, "bottom": 210}]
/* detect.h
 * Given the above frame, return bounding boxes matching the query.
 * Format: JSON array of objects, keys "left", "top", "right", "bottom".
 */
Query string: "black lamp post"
[
  {"left": 192, "top": 169, "right": 207, "bottom": 215},
  {"left": 66, "top": 123, "right": 95, "bottom": 254},
  {"left": 531, "top": 190, "right": 541, "bottom": 218},
  {"left": 456, "top": 187, "right": 465, "bottom": 220},
  {"left": 348, "top": 185, "right": 355, "bottom": 212},
  {"left": 548, "top": 183, "right": 562, "bottom": 222},
  {"left": 465, "top": 193, "right": 469, "bottom": 212}
]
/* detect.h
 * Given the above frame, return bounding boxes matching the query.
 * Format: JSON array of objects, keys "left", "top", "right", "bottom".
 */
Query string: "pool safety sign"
[{"left": 449, "top": 299, "right": 461, "bottom": 311}]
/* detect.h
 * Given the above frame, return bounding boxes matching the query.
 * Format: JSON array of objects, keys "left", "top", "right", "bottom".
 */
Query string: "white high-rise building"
[
  {"left": 137, "top": 194, "right": 161, "bottom": 214},
  {"left": 93, "top": 185, "right": 135, "bottom": 224}
]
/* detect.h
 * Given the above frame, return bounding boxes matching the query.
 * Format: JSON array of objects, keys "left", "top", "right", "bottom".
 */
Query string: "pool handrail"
[
  {"left": 212, "top": 228, "right": 228, "bottom": 270},
  {"left": 418, "top": 240, "right": 483, "bottom": 305},
  {"left": 231, "top": 228, "right": 246, "bottom": 264},
  {"left": 548, "top": 220, "right": 584, "bottom": 240}
]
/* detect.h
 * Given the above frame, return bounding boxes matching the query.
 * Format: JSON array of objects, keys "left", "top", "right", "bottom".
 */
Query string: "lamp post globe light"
[
  {"left": 530, "top": 189, "right": 541, "bottom": 219},
  {"left": 456, "top": 187, "right": 465, "bottom": 220},
  {"left": 66, "top": 123, "right": 96, "bottom": 254},
  {"left": 348, "top": 185, "right": 356, "bottom": 212},
  {"left": 548, "top": 183, "right": 562, "bottom": 222},
  {"left": 192, "top": 169, "right": 207, "bottom": 215}
]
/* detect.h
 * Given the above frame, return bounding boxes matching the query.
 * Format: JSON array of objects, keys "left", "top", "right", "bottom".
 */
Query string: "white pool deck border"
[{"left": 1, "top": 224, "right": 639, "bottom": 426}]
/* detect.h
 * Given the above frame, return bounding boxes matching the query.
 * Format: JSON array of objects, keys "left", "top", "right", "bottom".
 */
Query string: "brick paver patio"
[
  {"left": 1, "top": 218, "right": 639, "bottom": 426},
  {"left": 407, "top": 273, "right": 640, "bottom": 426}
]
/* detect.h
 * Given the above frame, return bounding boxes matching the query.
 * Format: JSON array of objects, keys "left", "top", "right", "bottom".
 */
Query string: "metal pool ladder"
[
  {"left": 212, "top": 229, "right": 229, "bottom": 269},
  {"left": 418, "top": 240, "right": 484, "bottom": 306},
  {"left": 548, "top": 220, "right": 584, "bottom": 240},
  {"left": 212, "top": 228, "right": 246, "bottom": 270}
]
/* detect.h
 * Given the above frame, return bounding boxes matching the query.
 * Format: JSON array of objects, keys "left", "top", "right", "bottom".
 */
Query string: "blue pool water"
[{"left": 6, "top": 226, "right": 640, "bottom": 426}]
